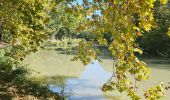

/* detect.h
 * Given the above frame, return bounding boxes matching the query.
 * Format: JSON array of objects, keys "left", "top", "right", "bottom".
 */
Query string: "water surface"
[{"left": 24, "top": 50, "right": 170, "bottom": 100}]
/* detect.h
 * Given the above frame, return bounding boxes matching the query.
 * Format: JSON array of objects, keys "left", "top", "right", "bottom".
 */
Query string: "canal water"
[{"left": 24, "top": 50, "right": 170, "bottom": 100}]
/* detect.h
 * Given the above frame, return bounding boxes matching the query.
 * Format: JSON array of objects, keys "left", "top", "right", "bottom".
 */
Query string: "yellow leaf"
[
  {"left": 144, "top": 23, "right": 152, "bottom": 31},
  {"left": 160, "top": 0, "right": 168, "bottom": 5},
  {"left": 167, "top": 27, "right": 170, "bottom": 37}
]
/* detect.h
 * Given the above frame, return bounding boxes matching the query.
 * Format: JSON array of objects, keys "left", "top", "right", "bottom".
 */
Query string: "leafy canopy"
[
  {"left": 0, "top": 0, "right": 55, "bottom": 64},
  {"left": 71, "top": 0, "right": 168, "bottom": 99},
  {"left": 0, "top": 0, "right": 169, "bottom": 99}
]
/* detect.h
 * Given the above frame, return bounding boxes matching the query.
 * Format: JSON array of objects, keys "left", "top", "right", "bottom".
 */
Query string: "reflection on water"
[
  {"left": 24, "top": 50, "right": 170, "bottom": 100},
  {"left": 49, "top": 60, "right": 112, "bottom": 100}
]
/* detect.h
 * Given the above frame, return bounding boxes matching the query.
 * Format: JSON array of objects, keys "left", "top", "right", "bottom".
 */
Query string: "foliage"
[
  {"left": 0, "top": 0, "right": 61, "bottom": 99},
  {"left": 0, "top": 0, "right": 169, "bottom": 100},
  {"left": 0, "top": 0, "right": 55, "bottom": 64},
  {"left": 47, "top": 1, "right": 85, "bottom": 40},
  {"left": 72, "top": 41, "right": 99, "bottom": 65},
  {"left": 139, "top": 31, "right": 170, "bottom": 57},
  {"left": 139, "top": 0, "right": 170, "bottom": 57},
  {"left": 144, "top": 83, "right": 164, "bottom": 100},
  {"left": 71, "top": 0, "right": 168, "bottom": 100},
  {"left": 77, "top": 32, "right": 95, "bottom": 41},
  {"left": 0, "top": 65, "right": 60, "bottom": 99},
  {"left": 77, "top": 31, "right": 113, "bottom": 43},
  {"left": 55, "top": 27, "right": 77, "bottom": 40}
]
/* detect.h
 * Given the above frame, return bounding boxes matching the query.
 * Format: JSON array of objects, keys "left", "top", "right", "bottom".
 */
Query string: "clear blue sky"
[
  {"left": 77, "top": 0, "right": 83, "bottom": 4},
  {"left": 77, "top": 0, "right": 101, "bottom": 16},
  {"left": 77, "top": 0, "right": 92, "bottom": 4}
]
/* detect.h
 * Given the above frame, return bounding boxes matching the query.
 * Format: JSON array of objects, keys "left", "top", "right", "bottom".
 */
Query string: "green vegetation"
[
  {"left": 0, "top": 0, "right": 60, "bottom": 99},
  {"left": 138, "top": 1, "right": 170, "bottom": 57},
  {"left": 47, "top": 1, "right": 85, "bottom": 40},
  {"left": 71, "top": 0, "right": 170, "bottom": 100},
  {"left": 0, "top": 0, "right": 170, "bottom": 100}
]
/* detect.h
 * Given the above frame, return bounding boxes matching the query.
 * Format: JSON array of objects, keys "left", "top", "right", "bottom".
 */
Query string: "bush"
[
  {"left": 139, "top": 30, "right": 170, "bottom": 57},
  {"left": 0, "top": 65, "right": 61, "bottom": 99}
]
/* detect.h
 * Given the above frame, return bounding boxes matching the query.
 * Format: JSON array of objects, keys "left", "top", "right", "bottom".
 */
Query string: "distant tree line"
[
  {"left": 138, "top": 1, "right": 170, "bottom": 57},
  {"left": 54, "top": 1, "right": 170, "bottom": 58}
]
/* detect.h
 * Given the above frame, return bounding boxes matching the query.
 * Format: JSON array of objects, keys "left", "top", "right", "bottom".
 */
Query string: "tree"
[
  {"left": 0, "top": 0, "right": 56, "bottom": 64},
  {"left": 0, "top": 0, "right": 169, "bottom": 99},
  {"left": 0, "top": 0, "right": 60, "bottom": 99},
  {"left": 47, "top": 1, "right": 85, "bottom": 40},
  {"left": 139, "top": 1, "right": 170, "bottom": 57},
  {"left": 71, "top": 0, "right": 168, "bottom": 99}
]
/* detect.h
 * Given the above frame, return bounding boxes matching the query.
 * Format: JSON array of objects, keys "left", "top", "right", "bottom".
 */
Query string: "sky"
[
  {"left": 77, "top": 0, "right": 93, "bottom": 5},
  {"left": 75, "top": 0, "right": 101, "bottom": 16},
  {"left": 77, "top": 0, "right": 83, "bottom": 4}
]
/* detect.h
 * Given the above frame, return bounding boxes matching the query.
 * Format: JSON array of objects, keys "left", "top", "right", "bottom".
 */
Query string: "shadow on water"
[
  {"left": 46, "top": 76, "right": 75, "bottom": 99},
  {"left": 141, "top": 58, "right": 170, "bottom": 70},
  {"left": 24, "top": 49, "right": 170, "bottom": 100},
  {"left": 47, "top": 60, "right": 115, "bottom": 100},
  {"left": 45, "top": 75, "right": 76, "bottom": 87},
  {"left": 0, "top": 94, "right": 12, "bottom": 100},
  {"left": 44, "top": 45, "right": 113, "bottom": 59}
]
